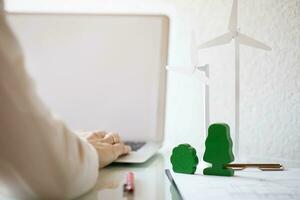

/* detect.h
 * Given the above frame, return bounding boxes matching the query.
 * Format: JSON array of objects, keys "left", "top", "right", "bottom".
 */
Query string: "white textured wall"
[{"left": 5, "top": 0, "right": 300, "bottom": 166}]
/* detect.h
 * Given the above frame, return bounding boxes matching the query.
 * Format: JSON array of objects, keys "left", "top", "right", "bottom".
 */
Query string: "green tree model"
[
  {"left": 170, "top": 144, "right": 199, "bottom": 174},
  {"left": 203, "top": 123, "right": 235, "bottom": 176}
]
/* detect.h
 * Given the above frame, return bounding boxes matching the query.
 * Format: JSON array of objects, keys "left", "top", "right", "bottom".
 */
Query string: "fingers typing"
[{"left": 100, "top": 133, "right": 121, "bottom": 144}]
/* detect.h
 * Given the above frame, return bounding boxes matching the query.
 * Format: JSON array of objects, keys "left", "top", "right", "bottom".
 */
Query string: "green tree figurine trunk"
[{"left": 203, "top": 123, "right": 235, "bottom": 176}]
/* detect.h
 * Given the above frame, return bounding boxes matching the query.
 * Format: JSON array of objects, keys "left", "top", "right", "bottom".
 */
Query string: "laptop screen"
[{"left": 7, "top": 13, "right": 169, "bottom": 142}]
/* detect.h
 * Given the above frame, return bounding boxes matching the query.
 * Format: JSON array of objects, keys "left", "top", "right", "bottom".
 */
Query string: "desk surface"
[
  {"left": 1, "top": 151, "right": 299, "bottom": 200},
  {"left": 77, "top": 151, "right": 172, "bottom": 200}
]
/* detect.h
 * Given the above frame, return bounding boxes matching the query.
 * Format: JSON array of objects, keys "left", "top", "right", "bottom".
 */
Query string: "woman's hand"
[{"left": 82, "top": 131, "right": 131, "bottom": 168}]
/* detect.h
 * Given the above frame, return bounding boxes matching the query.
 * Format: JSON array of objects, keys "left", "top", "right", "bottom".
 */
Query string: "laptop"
[{"left": 7, "top": 13, "right": 169, "bottom": 163}]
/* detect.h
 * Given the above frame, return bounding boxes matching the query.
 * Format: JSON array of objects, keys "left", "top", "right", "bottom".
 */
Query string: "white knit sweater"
[{"left": 0, "top": 2, "right": 99, "bottom": 199}]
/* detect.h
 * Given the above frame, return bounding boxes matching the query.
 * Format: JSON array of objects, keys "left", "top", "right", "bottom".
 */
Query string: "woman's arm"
[{"left": 0, "top": 11, "right": 128, "bottom": 199}]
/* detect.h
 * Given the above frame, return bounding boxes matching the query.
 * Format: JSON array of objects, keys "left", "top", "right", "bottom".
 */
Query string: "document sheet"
[{"left": 171, "top": 168, "right": 300, "bottom": 200}]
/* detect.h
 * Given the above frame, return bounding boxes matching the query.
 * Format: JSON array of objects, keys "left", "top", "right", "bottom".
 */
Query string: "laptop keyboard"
[{"left": 124, "top": 141, "right": 146, "bottom": 151}]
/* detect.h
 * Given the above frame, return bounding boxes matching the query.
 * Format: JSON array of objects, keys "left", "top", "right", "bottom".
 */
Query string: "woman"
[{"left": 0, "top": 1, "right": 131, "bottom": 199}]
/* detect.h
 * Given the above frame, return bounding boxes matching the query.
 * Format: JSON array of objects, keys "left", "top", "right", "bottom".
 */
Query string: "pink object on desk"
[{"left": 124, "top": 172, "right": 135, "bottom": 193}]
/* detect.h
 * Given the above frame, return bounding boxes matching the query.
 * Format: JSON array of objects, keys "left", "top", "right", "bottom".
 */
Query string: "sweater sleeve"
[{"left": 0, "top": 12, "right": 99, "bottom": 199}]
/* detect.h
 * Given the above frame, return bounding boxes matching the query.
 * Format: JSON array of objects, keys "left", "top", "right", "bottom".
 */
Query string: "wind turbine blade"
[
  {"left": 198, "top": 32, "right": 233, "bottom": 49},
  {"left": 228, "top": 0, "right": 238, "bottom": 32},
  {"left": 166, "top": 66, "right": 195, "bottom": 75},
  {"left": 239, "top": 33, "right": 271, "bottom": 50},
  {"left": 191, "top": 31, "right": 199, "bottom": 65}
]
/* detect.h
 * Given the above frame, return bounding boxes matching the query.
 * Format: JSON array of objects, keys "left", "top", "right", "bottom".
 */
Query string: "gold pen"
[{"left": 226, "top": 163, "right": 284, "bottom": 171}]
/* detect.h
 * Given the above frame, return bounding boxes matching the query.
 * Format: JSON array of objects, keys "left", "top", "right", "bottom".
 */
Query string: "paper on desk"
[{"left": 171, "top": 168, "right": 300, "bottom": 200}]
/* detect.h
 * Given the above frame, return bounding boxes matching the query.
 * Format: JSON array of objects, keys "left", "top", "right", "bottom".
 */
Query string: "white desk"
[{"left": 1, "top": 151, "right": 299, "bottom": 200}]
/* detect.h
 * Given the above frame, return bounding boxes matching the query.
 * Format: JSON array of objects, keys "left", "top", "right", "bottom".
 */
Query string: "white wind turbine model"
[
  {"left": 167, "top": 32, "right": 210, "bottom": 134},
  {"left": 198, "top": 0, "right": 271, "bottom": 157}
]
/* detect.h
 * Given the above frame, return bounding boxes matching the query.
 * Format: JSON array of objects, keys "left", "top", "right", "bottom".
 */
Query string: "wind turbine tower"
[
  {"left": 167, "top": 32, "right": 210, "bottom": 135},
  {"left": 198, "top": 0, "right": 271, "bottom": 157}
]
